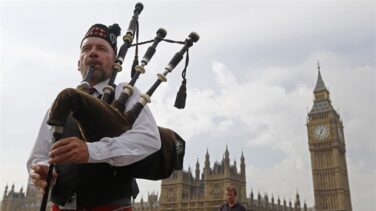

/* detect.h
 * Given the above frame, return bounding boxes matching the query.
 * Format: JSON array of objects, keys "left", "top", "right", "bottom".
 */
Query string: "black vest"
[{"left": 51, "top": 112, "right": 139, "bottom": 207}]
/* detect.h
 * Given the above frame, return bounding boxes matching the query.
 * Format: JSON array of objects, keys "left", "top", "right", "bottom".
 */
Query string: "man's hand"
[
  {"left": 49, "top": 137, "right": 89, "bottom": 164},
  {"left": 30, "top": 164, "right": 57, "bottom": 194}
]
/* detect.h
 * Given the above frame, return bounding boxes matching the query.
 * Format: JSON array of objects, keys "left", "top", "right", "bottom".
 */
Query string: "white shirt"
[{"left": 27, "top": 79, "right": 161, "bottom": 169}]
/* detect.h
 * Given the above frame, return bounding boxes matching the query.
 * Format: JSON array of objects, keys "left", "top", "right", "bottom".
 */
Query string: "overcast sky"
[{"left": 1, "top": 0, "right": 375, "bottom": 210}]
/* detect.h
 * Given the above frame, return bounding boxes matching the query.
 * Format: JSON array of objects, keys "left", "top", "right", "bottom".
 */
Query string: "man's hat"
[{"left": 81, "top": 23, "right": 121, "bottom": 54}]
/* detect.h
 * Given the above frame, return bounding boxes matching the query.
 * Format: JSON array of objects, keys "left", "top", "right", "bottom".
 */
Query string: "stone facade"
[
  {"left": 133, "top": 147, "right": 309, "bottom": 211},
  {"left": 1, "top": 183, "right": 51, "bottom": 211},
  {"left": 306, "top": 66, "right": 352, "bottom": 211},
  {"left": 158, "top": 147, "right": 247, "bottom": 211}
]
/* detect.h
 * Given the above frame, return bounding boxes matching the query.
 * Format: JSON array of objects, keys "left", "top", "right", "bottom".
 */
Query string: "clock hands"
[
  {"left": 319, "top": 128, "right": 323, "bottom": 138},
  {"left": 314, "top": 125, "right": 328, "bottom": 140}
]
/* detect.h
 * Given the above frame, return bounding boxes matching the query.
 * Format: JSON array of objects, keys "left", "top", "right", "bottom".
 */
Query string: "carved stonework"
[{"left": 306, "top": 67, "right": 352, "bottom": 211}]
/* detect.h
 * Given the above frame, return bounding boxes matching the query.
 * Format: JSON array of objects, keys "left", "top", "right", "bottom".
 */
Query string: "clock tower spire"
[{"left": 306, "top": 64, "right": 352, "bottom": 211}]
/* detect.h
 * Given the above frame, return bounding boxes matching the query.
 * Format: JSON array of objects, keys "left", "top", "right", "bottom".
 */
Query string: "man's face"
[
  {"left": 226, "top": 190, "right": 236, "bottom": 204},
  {"left": 79, "top": 37, "right": 116, "bottom": 85}
]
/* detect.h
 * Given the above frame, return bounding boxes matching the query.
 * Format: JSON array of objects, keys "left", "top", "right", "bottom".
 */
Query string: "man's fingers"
[
  {"left": 51, "top": 137, "right": 76, "bottom": 150},
  {"left": 35, "top": 180, "right": 46, "bottom": 194},
  {"left": 49, "top": 137, "right": 88, "bottom": 164},
  {"left": 31, "top": 163, "right": 39, "bottom": 170},
  {"left": 30, "top": 164, "right": 49, "bottom": 179},
  {"left": 50, "top": 141, "right": 66, "bottom": 151},
  {"left": 38, "top": 182, "right": 46, "bottom": 195},
  {"left": 31, "top": 164, "right": 42, "bottom": 174},
  {"left": 29, "top": 164, "right": 58, "bottom": 195},
  {"left": 31, "top": 175, "right": 47, "bottom": 194},
  {"left": 49, "top": 150, "right": 75, "bottom": 164},
  {"left": 49, "top": 143, "right": 72, "bottom": 158},
  {"left": 39, "top": 180, "right": 47, "bottom": 189},
  {"left": 30, "top": 171, "right": 40, "bottom": 180}
]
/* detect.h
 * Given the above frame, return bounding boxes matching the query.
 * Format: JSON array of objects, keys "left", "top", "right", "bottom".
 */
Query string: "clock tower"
[{"left": 306, "top": 63, "right": 352, "bottom": 211}]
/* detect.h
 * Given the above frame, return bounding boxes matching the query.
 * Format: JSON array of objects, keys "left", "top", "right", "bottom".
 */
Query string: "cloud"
[
  {"left": 1, "top": 1, "right": 375, "bottom": 210},
  {"left": 149, "top": 50, "right": 375, "bottom": 207},
  {"left": 347, "top": 159, "right": 376, "bottom": 210},
  {"left": 212, "top": 61, "right": 238, "bottom": 88}
]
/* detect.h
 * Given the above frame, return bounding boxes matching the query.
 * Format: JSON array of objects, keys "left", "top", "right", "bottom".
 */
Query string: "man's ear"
[{"left": 77, "top": 61, "right": 80, "bottom": 71}]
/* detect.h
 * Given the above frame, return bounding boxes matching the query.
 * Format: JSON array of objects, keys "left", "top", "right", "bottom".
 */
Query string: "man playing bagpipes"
[
  {"left": 27, "top": 22, "right": 161, "bottom": 211},
  {"left": 26, "top": 3, "right": 199, "bottom": 210}
]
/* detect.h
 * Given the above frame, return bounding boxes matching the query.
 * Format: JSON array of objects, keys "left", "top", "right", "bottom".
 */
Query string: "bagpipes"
[{"left": 40, "top": 2, "right": 199, "bottom": 211}]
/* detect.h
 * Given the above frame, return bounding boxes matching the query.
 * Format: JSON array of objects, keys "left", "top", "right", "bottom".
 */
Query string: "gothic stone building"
[
  {"left": 306, "top": 66, "right": 352, "bottom": 211},
  {"left": 1, "top": 183, "right": 51, "bottom": 211},
  {"left": 133, "top": 147, "right": 308, "bottom": 211},
  {"left": 159, "top": 147, "right": 247, "bottom": 211},
  {"left": 134, "top": 191, "right": 310, "bottom": 211}
]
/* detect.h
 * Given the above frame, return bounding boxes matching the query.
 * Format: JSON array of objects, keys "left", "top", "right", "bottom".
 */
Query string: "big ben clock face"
[{"left": 313, "top": 124, "right": 329, "bottom": 140}]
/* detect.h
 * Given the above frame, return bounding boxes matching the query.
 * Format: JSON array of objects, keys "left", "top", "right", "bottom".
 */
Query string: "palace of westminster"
[{"left": 1, "top": 67, "right": 352, "bottom": 211}]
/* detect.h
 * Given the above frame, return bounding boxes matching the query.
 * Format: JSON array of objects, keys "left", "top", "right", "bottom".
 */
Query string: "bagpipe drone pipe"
[{"left": 40, "top": 2, "right": 199, "bottom": 210}]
